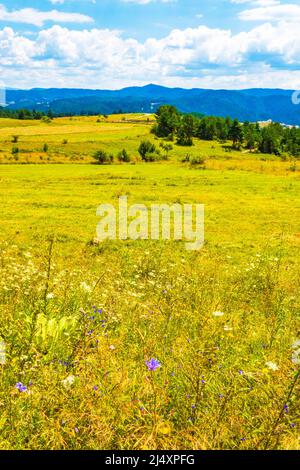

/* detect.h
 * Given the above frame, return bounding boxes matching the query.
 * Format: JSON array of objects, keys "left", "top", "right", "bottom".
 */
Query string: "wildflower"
[
  {"left": 265, "top": 361, "right": 279, "bottom": 371},
  {"left": 62, "top": 375, "right": 76, "bottom": 388},
  {"left": 46, "top": 293, "right": 54, "bottom": 300},
  {"left": 292, "top": 340, "right": 300, "bottom": 365},
  {"left": 109, "top": 345, "right": 116, "bottom": 351},
  {"left": 80, "top": 282, "right": 92, "bottom": 293},
  {"left": 145, "top": 358, "right": 161, "bottom": 371},
  {"left": 93, "top": 386, "right": 98, "bottom": 391},
  {"left": 15, "top": 382, "right": 27, "bottom": 392},
  {"left": 212, "top": 311, "right": 224, "bottom": 317},
  {"left": 239, "top": 370, "right": 244, "bottom": 375},
  {"left": 224, "top": 326, "right": 233, "bottom": 331},
  {"left": 74, "top": 427, "right": 79, "bottom": 434},
  {"left": 284, "top": 404, "right": 289, "bottom": 414}
]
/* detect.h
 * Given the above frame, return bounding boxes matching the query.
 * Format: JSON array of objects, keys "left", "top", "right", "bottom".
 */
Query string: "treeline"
[
  {"left": 0, "top": 107, "right": 54, "bottom": 120},
  {"left": 152, "top": 105, "right": 300, "bottom": 157}
]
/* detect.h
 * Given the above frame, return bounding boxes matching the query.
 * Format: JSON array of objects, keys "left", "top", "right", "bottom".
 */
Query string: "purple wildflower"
[
  {"left": 284, "top": 404, "right": 289, "bottom": 414},
  {"left": 93, "top": 385, "right": 98, "bottom": 391},
  {"left": 145, "top": 358, "right": 161, "bottom": 371},
  {"left": 74, "top": 427, "right": 79, "bottom": 434},
  {"left": 15, "top": 382, "right": 27, "bottom": 392}
]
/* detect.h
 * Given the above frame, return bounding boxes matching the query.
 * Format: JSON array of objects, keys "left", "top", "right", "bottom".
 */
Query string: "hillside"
[{"left": 5, "top": 85, "right": 300, "bottom": 125}]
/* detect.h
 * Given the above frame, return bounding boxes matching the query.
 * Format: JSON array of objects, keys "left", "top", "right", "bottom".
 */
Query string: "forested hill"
[{"left": 4, "top": 85, "right": 300, "bottom": 125}]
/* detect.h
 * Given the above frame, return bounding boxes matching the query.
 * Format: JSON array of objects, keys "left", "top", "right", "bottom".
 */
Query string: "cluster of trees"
[
  {"left": 152, "top": 105, "right": 300, "bottom": 157},
  {"left": 93, "top": 141, "right": 173, "bottom": 165},
  {"left": 93, "top": 148, "right": 132, "bottom": 164},
  {"left": 0, "top": 107, "right": 52, "bottom": 120}
]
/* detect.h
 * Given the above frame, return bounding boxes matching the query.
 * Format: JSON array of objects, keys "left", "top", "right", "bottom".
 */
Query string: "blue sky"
[{"left": 0, "top": 0, "right": 299, "bottom": 89}]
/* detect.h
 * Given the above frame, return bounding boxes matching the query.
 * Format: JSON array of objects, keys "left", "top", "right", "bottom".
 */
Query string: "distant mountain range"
[{"left": 5, "top": 84, "right": 300, "bottom": 125}]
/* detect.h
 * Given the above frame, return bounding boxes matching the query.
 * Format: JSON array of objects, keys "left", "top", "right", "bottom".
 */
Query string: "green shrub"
[
  {"left": 181, "top": 154, "right": 191, "bottom": 163},
  {"left": 138, "top": 140, "right": 156, "bottom": 159},
  {"left": 143, "top": 152, "right": 163, "bottom": 162},
  {"left": 190, "top": 156, "right": 206, "bottom": 165},
  {"left": 93, "top": 150, "right": 113, "bottom": 164},
  {"left": 117, "top": 149, "right": 131, "bottom": 163}
]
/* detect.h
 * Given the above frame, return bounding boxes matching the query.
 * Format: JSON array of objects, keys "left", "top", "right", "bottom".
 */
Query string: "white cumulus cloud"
[{"left": 0, "top": 4, "right": 93, "bottom": 27}]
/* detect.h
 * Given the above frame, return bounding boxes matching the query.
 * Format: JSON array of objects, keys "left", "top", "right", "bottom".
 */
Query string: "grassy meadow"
[{"left": 0, "top": 115, "right": 300, "bottom": 450}]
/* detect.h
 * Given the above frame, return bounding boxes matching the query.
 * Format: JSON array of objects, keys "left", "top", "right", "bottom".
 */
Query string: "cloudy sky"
[{"left": 0, "top": 0, "right": 299, "bottom": 89}]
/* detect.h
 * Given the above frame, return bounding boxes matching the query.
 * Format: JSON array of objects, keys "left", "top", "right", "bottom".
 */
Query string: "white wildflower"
[
  {"left": 292, "top": 340, "right": 300, "bottom": 365},
  {"left": 80, "top": 282, "right": 92, "bottom": 293},
  {"left": 212, "top": 311, "right": 224, "bottom": 317},
  {"left": 265, "top": 361, "right": 279, "bottom": 371},
  {"left": 46, "top": 293, "right": 54, "bottom": 299},
  {"left": 224, "top": 326, "right": 233, "bottom": 331},
  {"left": 62, "top": 375, "right": 76, "bottom": 388}
]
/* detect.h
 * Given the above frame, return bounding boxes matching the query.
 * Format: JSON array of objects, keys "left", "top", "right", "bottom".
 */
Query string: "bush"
[
  {"left": 12, "top": 146, "right": 19, "bottom": 155},
  {"left": 117, "top": 149, "right": 131, "bottom": 163},
  {"left": 143, "top": 152, "right": 163, "bottom": 162},
  {"left": 93, "top": 150, "right": 113, "bottom": 164},
  {"left": 12, "top": 135, "right": 19, "bottom": 143},
  {"left": 190, "top": 156, "right": 206, "bottom": 165},
  {"left": 43, "top": 144, "right": 49, "bottom": 153},
  {"left": 62, "top": 139, "right": 68, "bottom": 145},
  {"left": 138, "top": 140, "right": 156, "bottom": 159},
  {"left": 181, "top": 154, "right": 191, "bottom": 163},
  {"left": 41, "top": 116, "right": 52, "bottom": 124}
]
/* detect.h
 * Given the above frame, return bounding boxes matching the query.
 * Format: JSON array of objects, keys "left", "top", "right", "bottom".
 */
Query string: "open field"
[
  {"left": 1, "top": 115, "right": 298, "bottom": 171},
  {"left": 0, "top": 117, "right": 300, "bottom": 450}
]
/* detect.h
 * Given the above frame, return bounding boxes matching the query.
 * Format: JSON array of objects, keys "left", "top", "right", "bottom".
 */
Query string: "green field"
[{"left": 0, "top": 116, "right": 300, "bottom": 450}]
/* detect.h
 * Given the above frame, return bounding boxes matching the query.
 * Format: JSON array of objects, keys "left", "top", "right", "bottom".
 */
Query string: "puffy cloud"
[
  {"left": 0, "top": 20, "right": 299, "bottom": 88},
  {"left": 239, "top": 4, "right": 300, "bottom": 21},
  {"left": 0, "top": 4, "right": 93, "bottom": 27},
  {"left": 231, "top": 0, "right": 300, "bottom": 22}
]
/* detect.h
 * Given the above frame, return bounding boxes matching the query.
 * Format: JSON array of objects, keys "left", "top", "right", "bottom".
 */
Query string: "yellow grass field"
[{"left": 0, "top": 116, "right": 299, "bottom": 450}]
